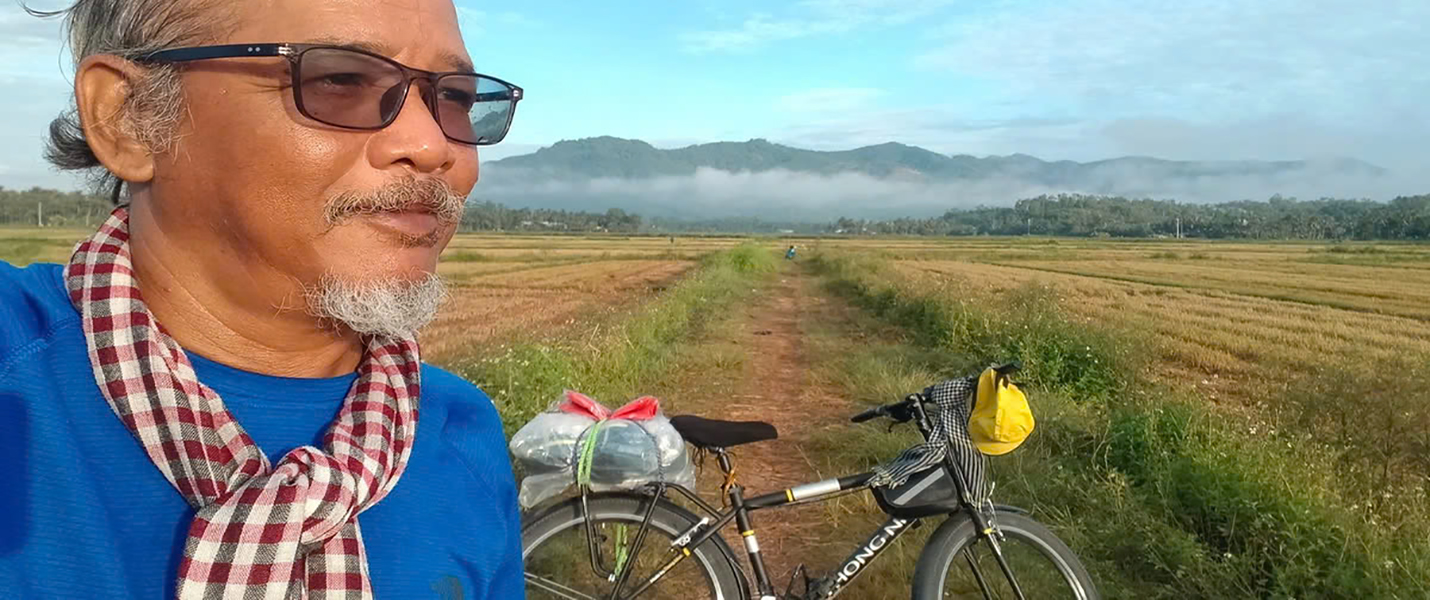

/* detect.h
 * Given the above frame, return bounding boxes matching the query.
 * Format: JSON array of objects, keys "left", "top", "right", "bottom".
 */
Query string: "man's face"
[{"left": 151, "top": 0, "right": 478, "bottom": 291}]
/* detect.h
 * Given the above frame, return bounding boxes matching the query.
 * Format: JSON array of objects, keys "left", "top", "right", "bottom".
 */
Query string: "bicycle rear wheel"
[
  {"left": 522, "top": 494, "right": 745, "bottom": 600},
  {"left": 911, "top": 509, "right": 1098, "bottom": 600}
]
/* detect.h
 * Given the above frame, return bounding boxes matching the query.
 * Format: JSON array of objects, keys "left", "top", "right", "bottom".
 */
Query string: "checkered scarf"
[
  {"left": 868, "top": 376, "right": 989, "bottom": 504},
  {"left": 64, "top": 206, "right": 422, "bottom": 599}
]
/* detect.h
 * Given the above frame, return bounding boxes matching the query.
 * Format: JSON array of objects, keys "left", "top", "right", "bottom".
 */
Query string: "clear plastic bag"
[{"left": 509, "top": 391, "right": 696, "bottom": 509}]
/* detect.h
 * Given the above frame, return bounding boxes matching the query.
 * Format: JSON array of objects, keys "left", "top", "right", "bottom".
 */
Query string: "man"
[{"left": 0, "top": 0, "right": 525, "bottom": 598}]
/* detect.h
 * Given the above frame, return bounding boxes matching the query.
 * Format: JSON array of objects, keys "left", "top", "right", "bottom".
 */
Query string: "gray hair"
[{"left": 25, "top": 0, "right": 226, "bottom": 203}]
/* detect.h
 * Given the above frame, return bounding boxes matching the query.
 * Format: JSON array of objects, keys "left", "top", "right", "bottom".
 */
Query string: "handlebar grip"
[
  {"left": 992, "top": 361, "right": 1023, "bottom": 375},
  {"left": 851, "top": 406, "right": 885, "bottom": 423}
]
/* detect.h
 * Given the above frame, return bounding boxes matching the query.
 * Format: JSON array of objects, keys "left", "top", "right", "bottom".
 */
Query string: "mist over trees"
[
  {"left": 3, "top": 185, "right": 1427, "bottom": 240},
  {"left": 830, "top": 193, "right": 1430, "bottom": 240}
]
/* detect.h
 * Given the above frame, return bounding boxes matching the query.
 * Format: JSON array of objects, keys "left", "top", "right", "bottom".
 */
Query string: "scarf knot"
[{"left": 67, "top": 206, "right": 421, "bottom": 600}]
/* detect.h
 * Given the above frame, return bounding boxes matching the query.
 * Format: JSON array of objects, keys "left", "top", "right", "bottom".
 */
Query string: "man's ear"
[{"left": 74, "top": 54, "right": 158, "bottom": 184}]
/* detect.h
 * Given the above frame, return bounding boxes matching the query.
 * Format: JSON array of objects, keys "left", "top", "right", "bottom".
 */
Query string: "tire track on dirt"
[{"left": 675, "top": 267, "right": 858, "bottom": 593}]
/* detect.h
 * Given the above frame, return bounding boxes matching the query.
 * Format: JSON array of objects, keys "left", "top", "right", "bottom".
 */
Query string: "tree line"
[
  {"left": 5, "top": 185, "right": 1429, "bottom": 239},
  {"left": 0, "top": 186, "right": 114, "bottom": 227},
  {"left": 0, "top": 187, "right": 644, "bottom": 233},
  {"left": 460, "top": 201, "right": 643, "bottom": 232},
  {"left": 830, "top": 193, "right": 1430, "bottom": 240}
]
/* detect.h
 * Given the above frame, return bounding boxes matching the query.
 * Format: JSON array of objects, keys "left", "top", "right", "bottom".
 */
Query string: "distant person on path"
[
  {"left": 1, "top": 0, "right": 525, "bottom": 598},
  {"left": 786, "top": 244, "right": 798, "bottom": 260}
]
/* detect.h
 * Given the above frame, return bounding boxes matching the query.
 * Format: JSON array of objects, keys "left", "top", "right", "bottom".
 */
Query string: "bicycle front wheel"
[
  {"left": 911, "top": 509, "right": 1099, "bottom": 600},
  {"left": 522, "top": 494, "right": 745, "bottom": 600}
]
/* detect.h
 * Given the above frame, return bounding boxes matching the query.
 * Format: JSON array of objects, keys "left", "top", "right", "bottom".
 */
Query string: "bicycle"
[{"left": 520, "top": 363, "right": 1099, "bottom": 599}]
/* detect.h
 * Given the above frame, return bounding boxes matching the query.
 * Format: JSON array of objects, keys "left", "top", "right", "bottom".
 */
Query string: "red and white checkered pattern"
[{"left": 65, "top": 207, "right": 421, "bottom": 599}]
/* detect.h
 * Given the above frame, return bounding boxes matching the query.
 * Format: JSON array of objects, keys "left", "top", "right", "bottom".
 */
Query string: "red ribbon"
[{"left": 557, "top": 390, "right": 660, "bottom": 421}]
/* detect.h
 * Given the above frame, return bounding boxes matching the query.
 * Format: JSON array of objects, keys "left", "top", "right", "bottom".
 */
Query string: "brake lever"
[{"left": 885, "top": 393, "right": 922, "bottom": 424}]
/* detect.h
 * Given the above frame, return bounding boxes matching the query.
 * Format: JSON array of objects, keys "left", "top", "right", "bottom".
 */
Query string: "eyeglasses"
[{"left": 132, "top": 43, "right": 523, "bottom": 146}]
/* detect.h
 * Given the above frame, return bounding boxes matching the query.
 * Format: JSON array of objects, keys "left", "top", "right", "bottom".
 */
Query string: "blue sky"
[{"left": 2, "top": 0, "right": 1427, "bottom": 193}]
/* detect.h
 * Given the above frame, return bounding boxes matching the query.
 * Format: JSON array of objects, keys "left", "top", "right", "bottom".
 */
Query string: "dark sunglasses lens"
[
  {"left": 434, "top": 75, "right": 516, "bottom": 145},
  {"left": 297, "top": 48, "right": 406, "bottom": 128}
]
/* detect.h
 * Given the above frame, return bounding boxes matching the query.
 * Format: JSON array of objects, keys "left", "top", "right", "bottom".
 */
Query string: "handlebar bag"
[{"left": 872, "top": 465, "right": 962, "bottom": 518}]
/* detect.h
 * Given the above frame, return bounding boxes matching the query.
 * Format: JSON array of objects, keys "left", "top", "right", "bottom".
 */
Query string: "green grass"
[
  {"left": 456, "top": 242, "right": 779, "bottom": 435},
  {"left": 443, "top": 249, "right": 699, "bottom": 263},
  {"left": 1316, "top": 245, "right": 1390, "bottom": 255},
  {"left": 0, "top": 235, "right": 77, "bottom": 266},
  {"left": 813, "top": 251, "right": 1139, "bottom": 402},
  {"left": 802, "top": 247, "right": 1430, "bottom": 599}
]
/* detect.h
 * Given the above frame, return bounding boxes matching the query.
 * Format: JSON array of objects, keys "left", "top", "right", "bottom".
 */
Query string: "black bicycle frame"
[{"left": 560, "top": 396, "right": 1031, "bottom": 600}]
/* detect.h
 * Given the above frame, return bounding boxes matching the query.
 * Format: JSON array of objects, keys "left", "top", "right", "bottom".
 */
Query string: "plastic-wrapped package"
[{"left": 509, "top": 391, "right": 696, "bottom": 508}]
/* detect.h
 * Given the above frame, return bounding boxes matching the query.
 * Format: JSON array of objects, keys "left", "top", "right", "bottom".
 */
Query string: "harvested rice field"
[
  {"left": 0, "top": 228, "right": 731, "bottom": 363},
  {"left": 421, "top": 257, "right": 701, "bottom": 360},
  {"left": 833, "top": 238, "right": 1430, "bottom": 405}
]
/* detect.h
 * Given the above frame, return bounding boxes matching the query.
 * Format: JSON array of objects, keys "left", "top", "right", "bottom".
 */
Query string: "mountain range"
[{"left": 475, "top": 137, "right": 1397, "bottom": 221}]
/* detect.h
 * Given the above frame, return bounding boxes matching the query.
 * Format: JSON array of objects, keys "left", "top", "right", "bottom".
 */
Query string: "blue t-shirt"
[{"left": 0, "top": 261, "right": 524, "bottom": 599}]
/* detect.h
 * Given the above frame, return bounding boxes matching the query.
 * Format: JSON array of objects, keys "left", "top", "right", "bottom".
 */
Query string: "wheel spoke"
[
  {"left": 523, "top": 497, "right": 740, "bottom": 600},
  {"left": 961, "top": 544, "right": 995, "bottom": 599},
  {"left": 923, "top": 513, "right": 1098, "bottom": 600},
  {"left": 526, "top": 572, "right": 602, "bottom": 600}
]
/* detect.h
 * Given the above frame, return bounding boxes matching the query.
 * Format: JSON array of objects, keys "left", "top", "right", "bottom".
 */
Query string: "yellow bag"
[{"left": 969, "top": 367, "right": 1035, "bottom": 455}]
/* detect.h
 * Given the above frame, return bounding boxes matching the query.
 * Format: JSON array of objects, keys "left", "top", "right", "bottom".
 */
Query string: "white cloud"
[
  {"left": 679, "top": 13, "right": 828, "bottom": 53},
  {"left": 915, "top": 0, "right": 1429, "bottom": 119},
  {"left": 456, "top": 7, "right": 536, "bottom": 40},
  {"left": 0, "top": 73, "right": 78, "bottom": 190},
  {"left": 772, "top": 106, "right": 1091, "bottom": 157},
  {"left": 776, "top": 87, "right": 885, "bottom": 113},
  {"left": 732, "top": 0, "right": 1430, "bottom": 180},
  {"left": 0, "top": 6, "right": 63, "bottom": 50},
  {"left": 680, "top": 0, "right": 955, "bottom": 53}
]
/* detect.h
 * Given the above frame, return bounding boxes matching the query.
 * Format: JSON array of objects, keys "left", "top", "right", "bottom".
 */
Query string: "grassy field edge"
[
  {"left": 454, "top": 243, "right": 780, "bottom": 435},
  {"left": 802, "top": 248, "right": 1430, "bottom": 599}
]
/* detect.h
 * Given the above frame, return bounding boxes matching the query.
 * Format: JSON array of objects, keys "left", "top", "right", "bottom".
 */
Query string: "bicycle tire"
[
  {"left": 522, "top": 494, "right": 746, "bottom": 600},
  {"left": 911, "top": 510, "right": 1099, "bottom": 600}
]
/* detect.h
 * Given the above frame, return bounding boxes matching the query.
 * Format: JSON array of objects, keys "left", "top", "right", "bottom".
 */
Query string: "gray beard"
[{"left": 305, "top": 273, "right": 449, "bottom": 339}]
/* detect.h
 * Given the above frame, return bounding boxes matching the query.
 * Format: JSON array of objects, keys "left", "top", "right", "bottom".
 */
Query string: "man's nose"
[{"left": 368, "top": 81, "right": 456, "bottom": 174}]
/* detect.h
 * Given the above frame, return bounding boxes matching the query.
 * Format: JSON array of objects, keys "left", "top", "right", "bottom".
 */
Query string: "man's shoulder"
[
  {"left": 0, "top": 261, "right": 78, "bottom": 374},
  {"left": 418, "top": 364, "right": 503, "bottom": 429},
  {"left": 415, "top": 364, "right": 515, "bottom": 487},
  {"left": 419, "top": 364, "right": 491, "bottom": 403}
]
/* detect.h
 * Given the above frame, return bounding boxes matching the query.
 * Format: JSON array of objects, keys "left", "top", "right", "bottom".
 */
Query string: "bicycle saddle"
[{"left": 669, "top": 415, "right": 778, "bottom": 449}]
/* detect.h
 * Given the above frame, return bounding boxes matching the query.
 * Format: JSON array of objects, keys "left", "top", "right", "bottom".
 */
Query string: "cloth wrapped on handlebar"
[
  {"left": 509, "top": 390, "right": 696, "bottom": 509},
  {"left": 867, "top": 375, "right": 991, "bottom": 506}
]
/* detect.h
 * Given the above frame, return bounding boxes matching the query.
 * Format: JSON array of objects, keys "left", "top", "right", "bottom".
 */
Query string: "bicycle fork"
[{"left": 961, "top": 495, "right": 1029, "bottom": 600}]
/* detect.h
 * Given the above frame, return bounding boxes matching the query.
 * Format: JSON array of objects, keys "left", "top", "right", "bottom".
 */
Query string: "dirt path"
[{"left": 676, "top": 266, "right": 857, "bottom": 591}]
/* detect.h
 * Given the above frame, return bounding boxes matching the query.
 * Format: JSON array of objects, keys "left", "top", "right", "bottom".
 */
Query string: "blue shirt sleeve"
[
  {"left": 486, "top": 472, "right": 526, "bottom": 599},
  {"left": 422, "top": 367, "right": 526, "bottom": 599}
]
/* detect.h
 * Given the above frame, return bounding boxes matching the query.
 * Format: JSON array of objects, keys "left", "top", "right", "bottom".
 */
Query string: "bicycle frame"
[{"left": 548, "top": 396, "right": 1032, "bottom": 600}]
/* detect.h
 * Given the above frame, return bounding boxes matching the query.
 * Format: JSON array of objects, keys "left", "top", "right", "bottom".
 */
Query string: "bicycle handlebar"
[
  {"left": 849, "top": 362, "right": 1023, "bottom": 424},
  {"left": 849, "top": 394, "right": 922, "bottom": 424},
  {"left": 992, "top": 361, "right": 1023, "bottom": 375},
  {"left": 850, "top": 406, "right": 886, "bottom": 423}
]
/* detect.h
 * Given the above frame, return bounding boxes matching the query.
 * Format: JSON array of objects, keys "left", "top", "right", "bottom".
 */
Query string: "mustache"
[{"left": 324, "top": 177, "right": 467, "bottom": 226}]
